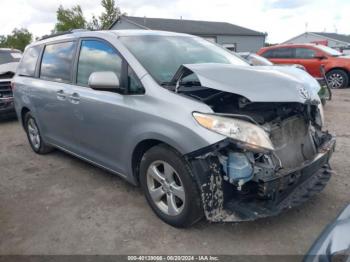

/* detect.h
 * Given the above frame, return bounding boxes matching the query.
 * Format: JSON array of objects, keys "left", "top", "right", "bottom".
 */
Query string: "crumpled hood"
[
  {"left": 260, "top": 65, "right": 321, "bottom": 92},
  {"left": 0, "top": 62, "right": 18, "bottom": 76},
  {"left": 181, "top": 63, "right": 321, "bottom": 103}
]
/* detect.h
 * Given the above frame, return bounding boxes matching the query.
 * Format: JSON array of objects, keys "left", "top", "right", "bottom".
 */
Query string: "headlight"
[{"left": 193, "top": 112, "right": 274, "bottom": 152}]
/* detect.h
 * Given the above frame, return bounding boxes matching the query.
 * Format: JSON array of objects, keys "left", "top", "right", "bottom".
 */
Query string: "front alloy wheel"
[
  {"left": 140, "top": 144, "right": 203, "bottom": 227},
  {"left": 146, "top": 160, "right": 185, "bottom": 216}
]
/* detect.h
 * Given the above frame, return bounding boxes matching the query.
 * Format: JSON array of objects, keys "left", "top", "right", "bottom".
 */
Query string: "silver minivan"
[{"left": 13, "top": 30, "right": 335, "bottom": 227}]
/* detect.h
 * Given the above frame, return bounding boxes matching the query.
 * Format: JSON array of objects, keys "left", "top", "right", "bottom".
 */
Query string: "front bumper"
[
  {"left": 0, "top": 97, "right": 15, "bottom": 115},
  {"left": 189, "top": 135, "right": 336, "bottom": 222},
  {"left": 0, "top": 79, "right": 15, "bottom": 115}
]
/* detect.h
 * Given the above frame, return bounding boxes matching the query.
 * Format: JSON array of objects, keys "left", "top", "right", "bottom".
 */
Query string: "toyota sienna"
[{"left": 13, "top": 30, "right": 336, "bottom": 227}]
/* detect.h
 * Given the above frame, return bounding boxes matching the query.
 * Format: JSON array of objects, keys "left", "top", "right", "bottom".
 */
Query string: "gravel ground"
[{"left": 0, "top": 89, "right": 349, "bottom": 255}]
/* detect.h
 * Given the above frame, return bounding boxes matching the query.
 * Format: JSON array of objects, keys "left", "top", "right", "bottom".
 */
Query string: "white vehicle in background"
[
  {"left": 238, "top": 52, "right": 306, "bottom": 70},
  {"left": 0, "top": 48, "right": 22, "bottom": 118}
]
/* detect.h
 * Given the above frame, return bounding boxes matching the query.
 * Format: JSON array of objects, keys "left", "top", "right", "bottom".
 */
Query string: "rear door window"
[
  {"left": 17, "top": 46, "right": 41, "bottom": 77},
  {"left": 40, "top": 41, "right": 76, "bottom": 83}
]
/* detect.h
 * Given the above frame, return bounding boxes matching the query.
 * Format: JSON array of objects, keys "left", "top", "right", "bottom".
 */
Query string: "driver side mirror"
[{"left": 88, "top": 71, "right": 120, "bottom": 91}]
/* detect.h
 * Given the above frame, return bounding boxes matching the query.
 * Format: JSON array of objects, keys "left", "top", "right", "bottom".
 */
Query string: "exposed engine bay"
[
  {"left": 168, "top": 64, "right": 336, "bottom": 221},
  {"left": 180, "top": 85, "right": 327, "bottom": 187}
]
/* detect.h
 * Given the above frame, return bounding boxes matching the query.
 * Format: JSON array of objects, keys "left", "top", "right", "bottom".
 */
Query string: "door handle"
[
  {"left": 56, "top": 90, "right": 66, "bottom": 100},
  {"left": 68, "top": 92, "right": 80, "bottom": 104}
]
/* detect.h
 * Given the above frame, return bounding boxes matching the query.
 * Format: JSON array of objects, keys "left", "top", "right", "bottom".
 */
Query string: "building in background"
[
  {"left": 283, "top": 32, "right": 350, "bottom": 52},
  {"left": 109, "top": 16, "right": 266, "bottom": 52}
]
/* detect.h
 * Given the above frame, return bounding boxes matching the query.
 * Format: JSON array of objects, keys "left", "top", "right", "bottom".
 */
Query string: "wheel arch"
[
  {"left": 20, "top": 107, "right": 30, "bottom": 128},
  {"left": 131, "top": 139, "right": 184, "bottom": 185},
  {"left": 326, "top": 67, "right": 349, "bottom": 75}
]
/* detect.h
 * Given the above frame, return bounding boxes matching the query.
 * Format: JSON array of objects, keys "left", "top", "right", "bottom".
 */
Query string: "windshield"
[
  {"left": 120, "top": 35, "right": 249, "bottom": 84},
  {"left": 316, "top": 45, "right": 342, "bottom": 56},
  {"left": 0, "top": 50, "right": 22, "bottom": 65}
]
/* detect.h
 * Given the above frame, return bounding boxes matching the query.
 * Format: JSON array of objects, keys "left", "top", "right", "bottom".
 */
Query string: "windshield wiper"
[
  {"left": 160, "top": 81, "right": 171, "bottom": 86},
  {"left": 160, "top": 80, "right": 202, "bottom": 91},
  {"left": 180, "top": 80, "right": 201, "bottom": 87}
]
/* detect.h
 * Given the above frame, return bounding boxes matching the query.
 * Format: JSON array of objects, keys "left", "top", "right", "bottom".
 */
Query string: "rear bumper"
[{"left": 190, "top": 135, "right": 336, "bottom": 222}]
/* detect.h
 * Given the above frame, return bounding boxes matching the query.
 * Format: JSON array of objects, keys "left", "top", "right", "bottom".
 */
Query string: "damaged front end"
[
  {"left": 187, "top": 129, "right": 335, "bottom": 222},
  {"left": 174, "top": 63, "right": 336, "bottom": 222}
]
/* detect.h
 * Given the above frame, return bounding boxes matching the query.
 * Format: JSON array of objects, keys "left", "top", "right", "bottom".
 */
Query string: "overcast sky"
[{"left": 1, "top": 0, "right": 349, "bottom": 43}]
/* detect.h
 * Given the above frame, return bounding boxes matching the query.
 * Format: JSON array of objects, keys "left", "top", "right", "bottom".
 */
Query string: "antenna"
[{"left": 305, "top": 22, "right": 308, "bottom": 32}]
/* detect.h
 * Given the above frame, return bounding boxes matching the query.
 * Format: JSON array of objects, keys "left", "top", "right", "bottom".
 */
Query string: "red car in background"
[{"left": 257, "top": 44, "right": 350, "bottom": 88}]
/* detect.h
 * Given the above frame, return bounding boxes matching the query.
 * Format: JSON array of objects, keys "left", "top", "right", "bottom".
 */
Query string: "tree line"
[{"left": 0, "top": 0, "right": 123, "bottom": 51}]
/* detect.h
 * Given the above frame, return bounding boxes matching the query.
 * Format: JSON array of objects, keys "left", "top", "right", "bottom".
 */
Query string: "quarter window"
[
  {"left": 261, "top": 49, "right": 274, "bottom": 58},
  {"left": 128, "top": 66, "right": 144, "bottom": 94},
  {"left": 17, "top": 46, "right": 41, "bottom": 77},
  {"left": 40, "top": 41, "right": 76, "bottom": 82},
  {"left": 294, "top": 48, "right": 316, "bottom": 59},
  {"left": 77, "top": 40, "right": 122, "bottom": 86}
]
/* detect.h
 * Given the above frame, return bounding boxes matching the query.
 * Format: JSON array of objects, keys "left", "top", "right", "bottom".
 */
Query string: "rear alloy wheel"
[
  {"left": 326, "top": 69, "right": 349, "bottom": 89},
  {"left": 27, "top": 118, "right": 41, "bottom": 150},
  {"left": 24, "top": 112, "right": 54, "bottom": 154},
  {"left": 140, "top": 144, "right": 203, "bottom": 227}
]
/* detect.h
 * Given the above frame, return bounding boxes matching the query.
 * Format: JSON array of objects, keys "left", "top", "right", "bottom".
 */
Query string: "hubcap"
[
  {"left": 146, "top": 160, "right": 185, "bottom": 216},
  {"left": 327, "top": 73, "right": 344, "bottom": 88},
  {"left": 27, "top": 118, "right": 41, "bottom": 150}
]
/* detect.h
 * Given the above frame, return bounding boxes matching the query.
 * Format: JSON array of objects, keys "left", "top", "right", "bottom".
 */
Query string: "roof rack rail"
[{"left": 39, "top": 29, "right": 90, "bottom": 41}]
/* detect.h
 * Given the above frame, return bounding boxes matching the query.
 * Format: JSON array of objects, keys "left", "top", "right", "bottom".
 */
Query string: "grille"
[{"left": 0, "top": 81, "right": 13, "bottom": 99}]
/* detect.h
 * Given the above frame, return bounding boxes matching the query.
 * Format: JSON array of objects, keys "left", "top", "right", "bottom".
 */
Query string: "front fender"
[{"left": 122, "top": 120, "right": 225, "bottom": 184}]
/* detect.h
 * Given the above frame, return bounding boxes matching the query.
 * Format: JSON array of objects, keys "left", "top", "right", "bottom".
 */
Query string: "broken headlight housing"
[
  {"left": 193, "top": 112, "right": 274, "bottom": 152},
  {"left": 315, "top": 103, "right": 325, "bottom": 127}
]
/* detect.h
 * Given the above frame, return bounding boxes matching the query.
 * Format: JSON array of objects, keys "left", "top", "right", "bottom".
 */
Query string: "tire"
[
  {"left": 139, "top": 144, "right": 203, "bottom": 228},
  {"left": 326, "top": 69, "right": 349, "bottom": 89},
  {"left": 24, "top": 112, "right": 54, "bottom": 154}
]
